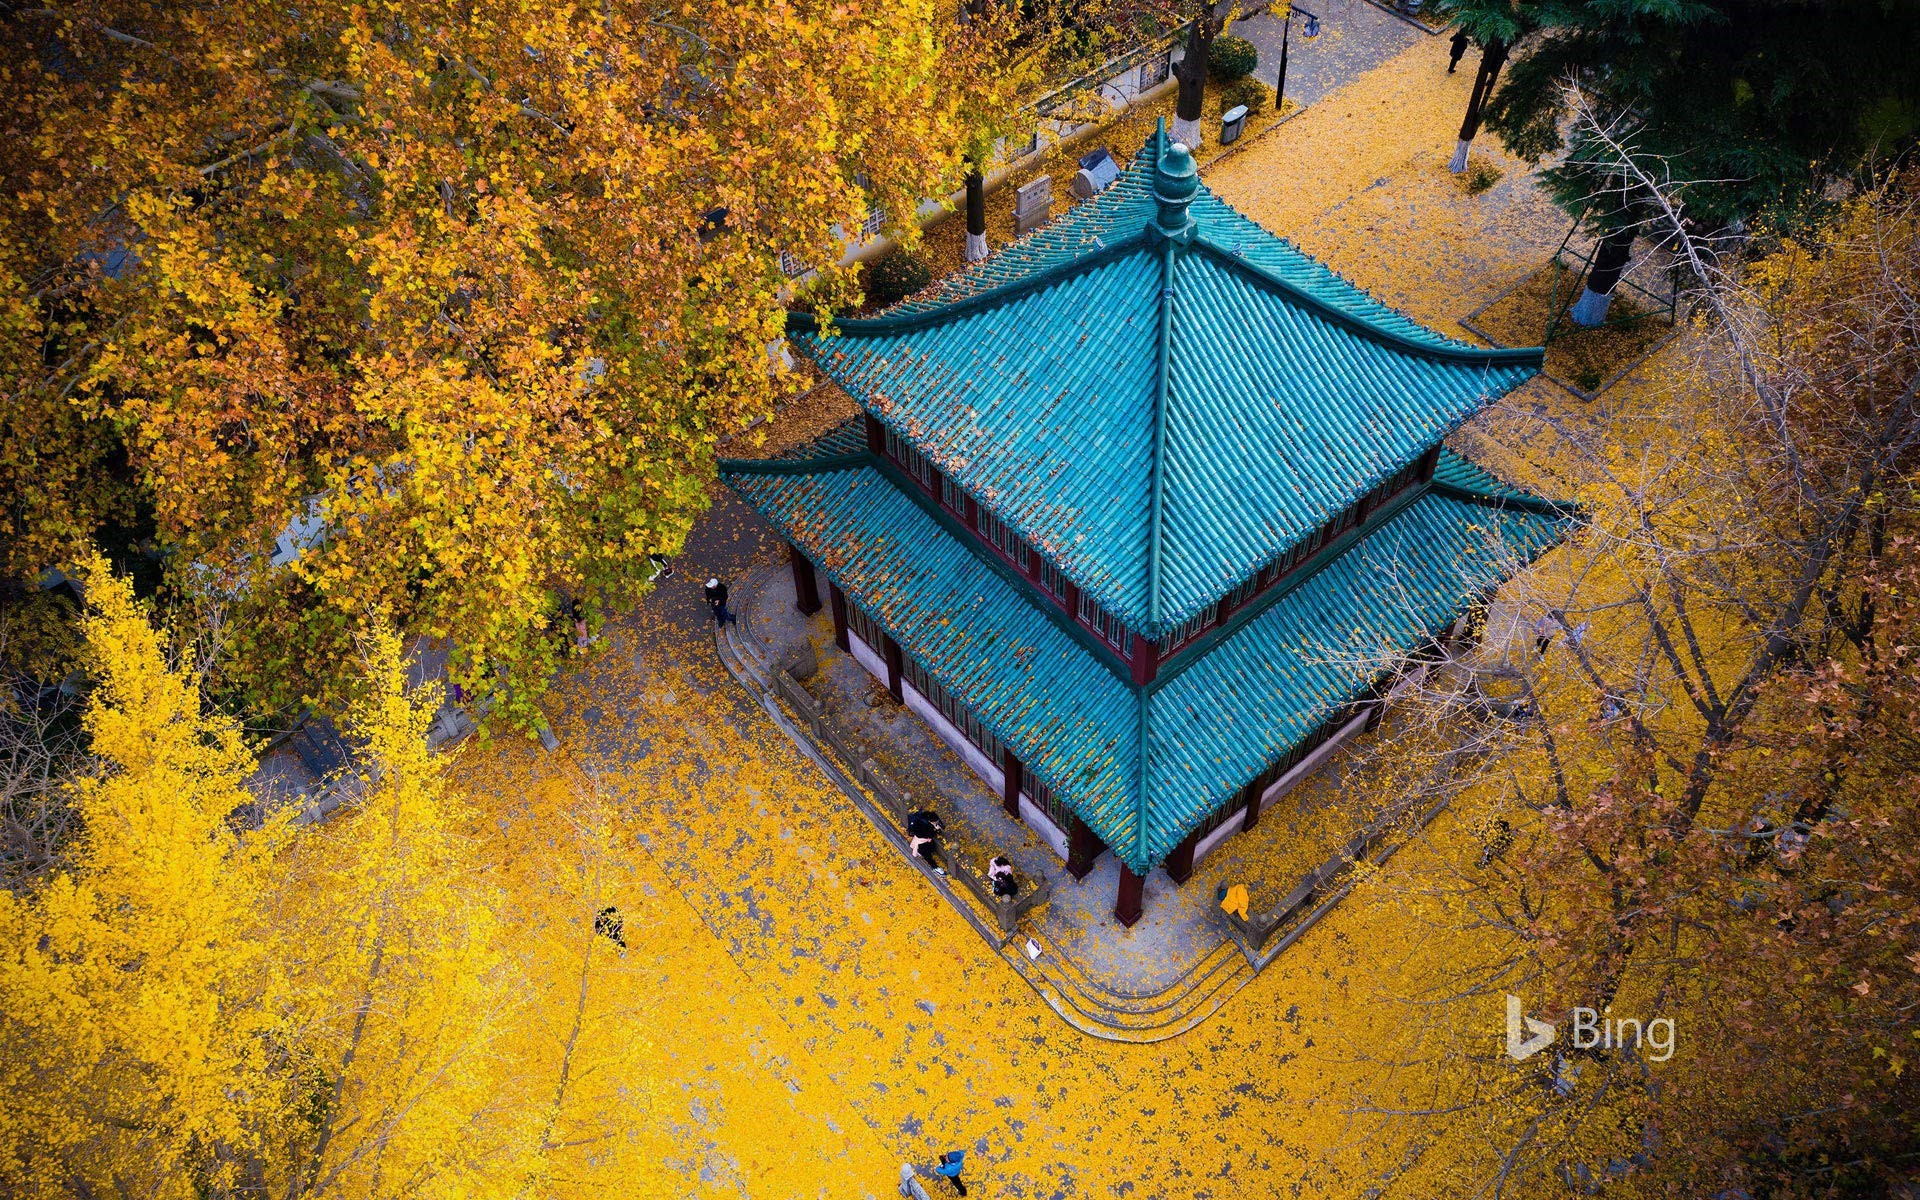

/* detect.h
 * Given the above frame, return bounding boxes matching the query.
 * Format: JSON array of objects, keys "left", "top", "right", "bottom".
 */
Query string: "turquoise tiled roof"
[
  {"left": 726, "top": 442, "right": 1142, "bottom": 843},
  {"left": 786, "top": 126, "right": 1544, "bottom": 639},
  {"left": 723, "top": 435, "right": 1572, "bottom": 871}
]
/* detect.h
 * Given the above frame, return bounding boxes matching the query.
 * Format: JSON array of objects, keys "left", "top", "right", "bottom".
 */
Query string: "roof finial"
[{"left": 1153, "top": 138, "right": 1198, "bottom": 237}]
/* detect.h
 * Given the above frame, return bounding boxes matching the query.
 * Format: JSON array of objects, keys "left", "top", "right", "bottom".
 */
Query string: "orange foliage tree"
[
  {"left": 1, "top": 0, "right": 1025, "bottom": 726},
  {"left": 1341, "top": 166, "right": 1920, "bottom": 1195}
]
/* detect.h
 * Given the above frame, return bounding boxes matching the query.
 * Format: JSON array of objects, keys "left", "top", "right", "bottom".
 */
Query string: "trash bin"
[{"left": 1220, "top": 104, "right": 1248, "bottom": 145}]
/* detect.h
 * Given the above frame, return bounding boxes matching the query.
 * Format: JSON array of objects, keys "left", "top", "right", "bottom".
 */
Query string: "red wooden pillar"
[
  {"left": 1241, "top": 778, "right": 1264, "bottom": 832},
  {"left": 1066, "top": 815, "right": 1103, "bottom": 880},
  {"left": 882, "top": 634, "right": 904, "bottom": 703},
  {"left": 1129, "top": 635, "right": 1161, "bottom": 686},
  {"left": 1114, "top": 864, "right": 1146, "bottom": 927},
  {"left": 1165, "top": 827, "right": 1199, "bottom": 885},
  {"left": 1000, "top": 748, "right": 1023, "bottom": 818},
  {"left": 828, "top": 583, "right": 850, "bottom": 651},
  {"left": 789, "top": 544, "right": 821, "bottom": 615},
  {"left": 864, "top": 412, "right": 886, "bottom": 453}
]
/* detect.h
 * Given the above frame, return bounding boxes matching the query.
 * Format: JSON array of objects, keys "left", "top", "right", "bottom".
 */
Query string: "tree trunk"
[
  {"left": 964, "top": 166, "right": 987, "bottom": 262},
  {"left": 1569, "top": 225, "right": 1638, "bottom": 327},
  {"left": 1449, "top": 38, "right": 1506, "bottom": 173},
  {"left": 1173, "top": 16, "right": 1217, "bottom": 148}
]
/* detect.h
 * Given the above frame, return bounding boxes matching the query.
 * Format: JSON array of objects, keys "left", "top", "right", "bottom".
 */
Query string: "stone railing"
[
  {"left": 1227, "top": 748, "right": 1479, "bottom": 957},
  {"left": 771, "top": 664, "right": 1050, "bottom": 939},
  {"left": 951, "top": 855, "right": 1054, "bottom": 937}
]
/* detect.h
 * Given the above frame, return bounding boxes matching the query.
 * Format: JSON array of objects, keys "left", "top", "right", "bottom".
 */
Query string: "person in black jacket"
[
  {"left": 907, "top": 809, "right": 947, "bottom": 875},
  {"left": 988, "top": 855, "right": 1019, "bottom": 898},
  {"left": 1447, "top": 28, "right": 1471, "bottom": 74},
  {"left": 594, "top": 906, "right": 626, "bottom": 952},
  {"left": 704, "top": 577, "right": 737, "bottom": 627}
]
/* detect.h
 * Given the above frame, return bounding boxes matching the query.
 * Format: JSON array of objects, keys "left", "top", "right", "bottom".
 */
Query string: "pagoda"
[{"left": 722, "top": 126, "right": 1574, "bottom": 925}]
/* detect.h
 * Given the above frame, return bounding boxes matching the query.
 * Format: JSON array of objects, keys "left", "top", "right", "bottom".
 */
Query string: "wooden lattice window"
[
  {"left": 884, "top": 428, "right": 935, "bottom": 489},
  {"left": 1077, "top": 590, "right": 1134, "bottom": 656},
  {"left": 1041, "top": 559, "right": 1071, "bottom": 600},
  {"left": 974, "top": 504, "right": 1031, "bottom": 571},
  {"left": 847, "top": 602, "right": 884, "bottom": 652},
  {"left": 903, "top": 657, "right": 1004, "bottom": 762}
]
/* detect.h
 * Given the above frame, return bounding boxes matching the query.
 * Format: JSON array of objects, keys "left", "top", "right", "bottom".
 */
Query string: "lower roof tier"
[{"left": 723, "top": 433, "right": 1573, "bottom": 871}]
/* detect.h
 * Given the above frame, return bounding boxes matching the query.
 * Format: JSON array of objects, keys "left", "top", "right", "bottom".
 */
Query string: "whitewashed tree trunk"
[
  {"left": 965, "top": 231, "right": 988, "bottom": 262},
  {"left": 1570, "top": 226, "right": 1638, "bottom": 327},
  {"left": 1568, "top": 287, "right": 1613, "bottom": 328},
  {"left": 1170, "top": 115, "right": 1202, "bottom": 150},
  {"left": 1448, "top": 137, "right": 1471, "bottom": 174}
]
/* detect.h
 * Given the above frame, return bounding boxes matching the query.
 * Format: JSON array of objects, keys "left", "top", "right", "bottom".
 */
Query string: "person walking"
[
  {"left": 1534, "top": 610, "right": 1562, "bottom": 656},
  {"left": 907, "top": 809, "right": 947, "bottom": 875},
  {"left": 1447, "top": 28, "right": 1471, "bottom": 73},
  {"left": 566, "top": 596, "right": 591, "bottom": 651},
  {"left": 594, "top": 905, "right": 627, "bottom": 954},
  {"left": 704, "top": 577, "right": 737, "bottom": 627},
  {"left": 899, "top": 1164, "right": 932, "bottom": 1200},
  {"left": 647, "top": 552, "right": 675, "bottom": 582},
  {"left": 932, "top": 1150, "right": 968, "bottom": 1196}
]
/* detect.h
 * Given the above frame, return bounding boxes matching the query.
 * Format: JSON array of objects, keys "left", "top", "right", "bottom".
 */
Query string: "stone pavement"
[{"left": 1235, "top": 0, "right": 1427, "bottom": 111}]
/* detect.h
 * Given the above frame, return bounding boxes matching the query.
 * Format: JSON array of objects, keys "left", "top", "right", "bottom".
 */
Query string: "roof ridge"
[
  {"left": 1429, "top": 449, "right": 1583, "bottom": 518},
  {"left": 1134, "top": 118, "right": 1183, "bottom": 869},
  {"left": 1142, "top": 119, "right": 1197, "bottom": 632},
  {"left": 1145, "top": 238, "right": 1175, "bottom": 628}
]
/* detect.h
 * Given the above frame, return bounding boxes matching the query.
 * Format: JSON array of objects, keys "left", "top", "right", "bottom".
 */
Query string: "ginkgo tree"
[
  {"left": 0, "top": 558, "right": 684, "bottom": 1198},
  {"left": 0, "top": 555, "right": 289, "bottom": 1193},
  {"left": 2, "top": 0, "right": 1027, "bottom": 727},
  {"left": 1333, "top": 157, "right": 1920, "bottom": 1197}
]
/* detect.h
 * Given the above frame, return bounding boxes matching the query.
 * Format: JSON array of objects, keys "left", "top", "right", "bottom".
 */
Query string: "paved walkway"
[{"left": 1235, "top": 0, "right": 1428, "bottom": 110}]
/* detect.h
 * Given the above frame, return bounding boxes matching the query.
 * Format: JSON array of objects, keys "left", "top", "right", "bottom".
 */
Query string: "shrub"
[
  {"left": 864, "top": 252, "right": 931, "bottom": 309},
  {"left": 1222, "top": 77, "right": 1270, "bottom": 116},
  {"left": 1208, "top": 34, "right": 1258, "bottom": 82}
]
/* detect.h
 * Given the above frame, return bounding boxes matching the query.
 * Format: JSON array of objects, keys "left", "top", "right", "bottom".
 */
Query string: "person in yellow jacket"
[{"left": 1217, "top": 882, "right": 1250, "bottom": 922}]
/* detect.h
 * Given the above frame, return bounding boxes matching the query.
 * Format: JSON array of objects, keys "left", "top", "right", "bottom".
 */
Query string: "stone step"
[
  {"left": 733, "top": 566, "right": 779, "bottom": 674},
  {"left": 719, "top": 611, "right": 769, "bottom": 689},
  {"left": 1029, "top": 938, "right": 1244, "bottom": 1025},
  {"left": 1024, "top": 925, "right": 1246, "bottom": 1017},
  {"left": 1011, "top": 940, "right": 1251, "bottom": 1042}
]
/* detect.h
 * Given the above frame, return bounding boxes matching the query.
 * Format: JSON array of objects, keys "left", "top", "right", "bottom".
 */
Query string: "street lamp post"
[{"left": 1274, "top": 6, "right": 1320, "bottom": 116}]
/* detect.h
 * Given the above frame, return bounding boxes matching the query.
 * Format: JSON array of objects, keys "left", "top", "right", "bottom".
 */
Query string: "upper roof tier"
[{"left": 785, "top": 124, "right": 1544, "bottom": 639}]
